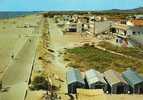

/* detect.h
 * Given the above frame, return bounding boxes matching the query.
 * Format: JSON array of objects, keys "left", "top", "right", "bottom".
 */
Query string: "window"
[{"left": 132, "top": 32, "right": 136, "bottom": 35}]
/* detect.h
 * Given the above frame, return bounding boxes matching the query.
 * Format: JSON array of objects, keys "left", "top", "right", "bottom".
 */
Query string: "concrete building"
[
  {"left": 112, "top": 19, "right": 143, "bottom": 46},
  {"left": 111, "top": 23, "right": 128, "bottom": 45},
  {"left": 66, "top": 22, "right": 82, "bottom": 33},
  {"left": 127, "top": 19, "right": 143, "bottom": 35},
  {"left": 85, "top": 69, "right": 108, "bottom": 92},
  {"left": 122, "top": 69, "right": 143, "bottom": 94},
  {"left": 134, "top": 15, "right": 143, "bottom": 20},
  {"left": 65, "top": 15, "right": 90, "bottom": 33},
  {"left": 66, "top": 68, "right": 85, "bottom": 94},
  {"left": 104, "top": 70, "right": 129, "bottom": 94},
  {"left": 66, "top": 22, "right": 89, "bottom": 33},
  {"left": 78, "top": 16, "right": 89, "bottom": 24}
]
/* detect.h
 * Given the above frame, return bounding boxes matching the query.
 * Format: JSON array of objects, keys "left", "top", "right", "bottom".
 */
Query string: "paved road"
[
  {"left": 2, "top": 37, "right": 37, "bottom": 85},
  {"left": 0, "top": 36, "right": 38, "bottom": 100},
  {"left": 0, "top": 30, "right": 30, "bottom": 78},
  {"left": 0, "top": 15, "right": 42, "bottom": 100},
  {"left": 0, "top": 15, "right": 39, "bottom": 78}
]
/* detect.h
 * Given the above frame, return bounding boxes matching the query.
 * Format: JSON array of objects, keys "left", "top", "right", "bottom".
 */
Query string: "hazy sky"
[{"left": 0, "top": 0, "right": 143, "bottom": 11}]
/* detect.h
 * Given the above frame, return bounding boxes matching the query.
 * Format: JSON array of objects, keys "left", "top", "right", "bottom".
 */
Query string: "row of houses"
[
  {"left": 54, "top": 14, "right": 143, "bottom": 47},
  {"left": 66, "top": 68, "right": 143, "bottom": 94},
  {"left": 65, "top": 15, "right": 89, "bottom": 33},
  {"left": 55, "top": 15, "right": 108, "bottom": 33}
]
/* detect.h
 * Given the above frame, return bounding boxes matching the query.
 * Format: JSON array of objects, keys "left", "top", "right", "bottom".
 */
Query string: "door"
[{"left": 117, "top": 85, "right": 124, "bottom": 94}]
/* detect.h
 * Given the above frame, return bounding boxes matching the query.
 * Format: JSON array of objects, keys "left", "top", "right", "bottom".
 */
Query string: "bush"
[
  {"left": 43, "top": 13, "right": 48, "bottom": 18},
  {"left": 98, "top": 41, "right": 143, "bottom": 59},
  {"left": 31, "top": 76, "right": 49, "bottom": 90},
  {"left": 83, "top": 43, "right": 90, "bottom": 47}
]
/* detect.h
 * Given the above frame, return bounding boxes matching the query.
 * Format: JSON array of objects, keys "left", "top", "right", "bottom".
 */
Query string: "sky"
[{"left": 0, "top": 0, "right": 143, "bottom": 11}]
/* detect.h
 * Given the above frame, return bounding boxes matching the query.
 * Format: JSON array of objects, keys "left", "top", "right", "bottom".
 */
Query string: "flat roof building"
[
  {"left": 66, "top": 68, "right": 85, "bottom": 94},
  {"left": 85, "top": 69, "right": 107, "bottom": 92},
  {"left": 122, "top": 68, "right": 143, "bottom": 94},
  {"left": 104, "top": 70, "right": 129, "bottom": 94}
]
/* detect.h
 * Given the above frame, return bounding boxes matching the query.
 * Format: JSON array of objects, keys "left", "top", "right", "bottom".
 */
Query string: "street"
[{"left": 0, "top": 15, "right": 41, "bottom": 100}]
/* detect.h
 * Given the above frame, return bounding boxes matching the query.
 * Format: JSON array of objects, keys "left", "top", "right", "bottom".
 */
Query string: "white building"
[
  {"left": 66, "top": 22, "right": 82, "bottom": 33},
  {"left": 127, "top": 20, "right": 143, "bottom": 35},
  {"left": 113, "top": 19, "right": 143, "bottom": 46}
]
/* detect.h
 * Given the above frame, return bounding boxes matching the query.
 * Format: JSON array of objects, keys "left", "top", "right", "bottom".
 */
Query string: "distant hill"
[
  {"left": 0, "top": 11, "right": 40, "bottom": 19},
  {"left": 0, "top": 7, "right": 143, "bottom": 18},
  {"left": 130, "top": 7, "right": 143, "bottom": 13},
  {"left": 46, "top": 7, "right": 143, "bottom": 15},
  {"left": 103, "top": 7, "right": 143, "bottom": 13}
]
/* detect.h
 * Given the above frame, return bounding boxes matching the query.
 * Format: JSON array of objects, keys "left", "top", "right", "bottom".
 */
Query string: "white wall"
[{"left": 127, "top": 26, "right": 143, "bottom": 35}]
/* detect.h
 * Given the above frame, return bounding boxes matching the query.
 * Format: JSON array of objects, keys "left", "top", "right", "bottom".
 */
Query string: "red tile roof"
[{"left": 130, "top": 19, "right": 143, "bottom": 26}]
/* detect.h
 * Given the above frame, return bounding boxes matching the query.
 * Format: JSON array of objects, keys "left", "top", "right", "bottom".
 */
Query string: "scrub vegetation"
[
  {"left": 64, "top": 44, "right": 143, "bottom": 73},
  {"left": 31, "top": 76, "right": 49, "bottom": 90},
  {"left": 98, "top": 41, "right": 143, "bottom": 59}
]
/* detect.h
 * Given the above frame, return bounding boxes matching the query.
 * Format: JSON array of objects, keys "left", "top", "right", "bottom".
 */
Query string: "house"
[
  {"left": 127, "top": 19, "right": 143, "bottom": 35},
  {"left": 126, "top": 15, "right": 143, "bottom": 20},
  {"left": 65, "top": 15, "right": 90, "bottom": 33},
  {"left": 66, "top": 68, "right": 85, "bottom": 94},
  {"left": 66, "top": 22, "right": 86, "bottom": 33},
  {"left": 66, "top": 23, "right": 77, "bottom": 32},
  {"left": 122, "top": 68, "right": 143, "bottom": 94},
  {"left": 85, "top": 69, "right": 108, "bottom": 92},
  {"left": 112, "top": 20, "right": 127, "bottom": 36},
  {"left": 134, "top": 15, "right": 143, "bottom": 20},
  {"left": 78, "top": 16, "right": 89, "bottom": 24},
  {"left": 112, "top": 19, "right": 143, "bottom": 46},
  {"left": 104, "top": 70, "right": 129, "bottom": 94},
  {"left": 113, "top": 19, "right": 143, "bottom": 36},
  {"left": 112, "top": 23, "right": 128, "bottom": 45}
]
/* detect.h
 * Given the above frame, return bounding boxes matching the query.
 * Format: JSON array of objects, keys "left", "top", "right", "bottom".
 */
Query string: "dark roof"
[
  {"left": 85, "top": 69, "right": 107, "bottom": 85},
  {"left": 122, "top": 68, "right": 143, "bottom": 87},
  {"left": 104, "top": 70, "right": 127, "bottom": 86},
  {"left": 67, "top": 68, "right": 85, "bottom": 85}
]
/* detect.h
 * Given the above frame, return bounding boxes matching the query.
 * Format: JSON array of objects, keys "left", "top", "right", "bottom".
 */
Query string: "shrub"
[{"left": 31, "top": 76, "right": 49, "bottom": 90}]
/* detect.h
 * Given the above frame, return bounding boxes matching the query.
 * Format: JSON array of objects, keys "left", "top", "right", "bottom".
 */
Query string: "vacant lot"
[
  {"left": 64, "top": 44, "right": 143, "bottom": 73},
  {"left": 98, "top": 41, "right": 143, "bottom": 60}
]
